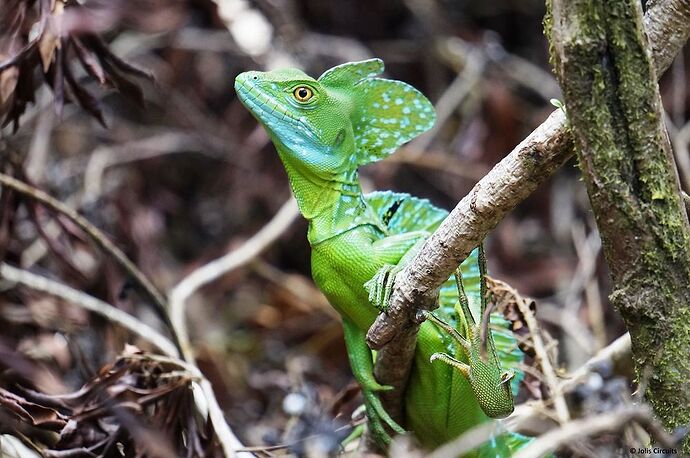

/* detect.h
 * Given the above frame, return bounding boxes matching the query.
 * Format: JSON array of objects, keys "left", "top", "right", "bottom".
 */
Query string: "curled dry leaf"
[
  {"left": 38, "top": 0, "right": 64, "bottom": 73},
  {"left": 485, "top": 275, "right": 537, "bottom": 357},
  {"left": 0, "top": 0, "right": 162, "bottom": 131},
  {"left": 0, "top": 62, "right": 18, "bottom": 104},
  {"left": 0, "top": 387, "right": 67, "bottom": 431},
  {"left": 0, "top": 349, "right": 223, "bottom": 457}
]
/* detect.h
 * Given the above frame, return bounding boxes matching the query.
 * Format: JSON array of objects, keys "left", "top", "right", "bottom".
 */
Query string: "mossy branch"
[
  {"left": 366, "top": 0, "right": 690, "bottom": 434},
  {"left": 549, "top": 0, "right": 690, "bottom": 451}
]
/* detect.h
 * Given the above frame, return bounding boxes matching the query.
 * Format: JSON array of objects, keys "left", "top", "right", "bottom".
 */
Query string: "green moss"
[
  {"left": 547, "top": 0, "right": 690, "bottom": 452},
  {"left": 543, "top": 0, "right": 555, "bottom": 70}
]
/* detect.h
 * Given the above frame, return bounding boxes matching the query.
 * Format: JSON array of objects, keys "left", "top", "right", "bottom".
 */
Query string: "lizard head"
[
  {"left": 235, "top": 67, "right": 354, "bottom": 176},
  {"left": 235, "top": 59, "right": 436, "bottom": 179}
]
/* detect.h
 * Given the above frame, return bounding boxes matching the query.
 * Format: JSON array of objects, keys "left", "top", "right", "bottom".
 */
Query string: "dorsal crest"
[{"left": 318, "top": 58, "right": 385, "bottom": 87}]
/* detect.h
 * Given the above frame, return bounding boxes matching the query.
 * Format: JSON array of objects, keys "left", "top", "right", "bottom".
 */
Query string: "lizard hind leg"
[
  {"left": 454, "top": 264, "right": 476, "bottom": 336},
  {"left": 427, "top": 253, "right": 517, "bottom": 419},
  {"left": 429, "top": 352, "right": 472, "bottom": 379},
  {"left": 423, "top": 311, "right": 471, "bottom": 354},
  {"left": 425, "top": 311, "right": 474, "bottom": 383}
]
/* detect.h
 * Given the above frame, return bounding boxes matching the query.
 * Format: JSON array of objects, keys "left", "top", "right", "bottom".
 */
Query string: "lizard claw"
[
  {"left": 362, "top": 378, "right": 395, "bottom": 393},
  {"left": 430, "top": 352, "right": 472, "bottom": 378},
  {"left": 364, "top": 264, "right": 400, "bottom": 312},
  {"left": 499, "top": 370, "right": 515, "bottom": 386}
]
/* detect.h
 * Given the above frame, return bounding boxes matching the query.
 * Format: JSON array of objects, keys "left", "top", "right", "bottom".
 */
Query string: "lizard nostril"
[{"left": 252, "top": 76, "right": 258, "bottom": 80}]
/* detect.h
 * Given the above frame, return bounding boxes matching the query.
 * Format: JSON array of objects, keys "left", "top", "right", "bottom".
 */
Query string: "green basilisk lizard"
[{"left": 235, "top": 59, "right": 529, "bottom": 455}]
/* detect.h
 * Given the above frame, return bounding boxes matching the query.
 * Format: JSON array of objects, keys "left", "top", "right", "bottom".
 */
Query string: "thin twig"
[
  {"left": 384, "top": 147, "right": 489, "bottom": 181},
  {"left": 164, "top": 198, "right": 298, "bottom": 458},
  {"left": 490, "top": 278, "right": 570, "bottom": 423},
  {"left": 0, "top": 172, "right": 182, "bottom": 357},
  {"left": 169, "top": 197, "right": 299, "bottom": 361},
  {"left": 0, "top": 263, "right": 177, "bottom": 357},
  {"left": 558, "top": 332, "right": 632, "bottom": 394},
  {"left": 439, "top": 35, "right": 561, "bottom": 102},
  {"left": 82, "top": 132, "right": 231, "bottom": 205},
  {"left": 164, "top": 198, "right": 298, "bottom": 456},
  {"left": 565, "top": 224, "right": 603, "bottom": 356},
  {"left": 197, "top": 379, "right": 253, "bottom": 458},
  {"left": 409, "top": 47, "right": 485, "bottom": 153},
  {"left": 536, "top": 302, "right": 595, "bottom": 356},
  {"left": 507, "top": 333, "right": 633, "bottom": 435},
  {"left": 0, "top": 262, "right": 253, "bottom": 458},
  {"left": 513, "top": 405, "right": 675, "bottom": 458}
]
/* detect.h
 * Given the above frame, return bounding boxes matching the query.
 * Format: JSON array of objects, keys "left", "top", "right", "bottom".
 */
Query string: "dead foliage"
[
  {"left": 1, "top": 346, "right": 222, "bottom": 457},
  {"left": 0, "top": 0, "right": 188, "bottom": 130}
]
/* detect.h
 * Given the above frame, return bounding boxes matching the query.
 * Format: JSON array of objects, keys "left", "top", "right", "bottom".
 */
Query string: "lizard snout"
[{"left": 234, "top": 71, "right": 262, "bottom": 92}]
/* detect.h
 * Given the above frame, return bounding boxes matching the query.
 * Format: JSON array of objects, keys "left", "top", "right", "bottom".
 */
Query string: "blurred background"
[{"left": 1, "top": 0, "right": 688, "bottom": 455}]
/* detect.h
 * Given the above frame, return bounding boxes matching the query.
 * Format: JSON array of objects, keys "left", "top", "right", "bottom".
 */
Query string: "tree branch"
[{"left": 366, "top": 0, "right": 690, "bottom": 427}]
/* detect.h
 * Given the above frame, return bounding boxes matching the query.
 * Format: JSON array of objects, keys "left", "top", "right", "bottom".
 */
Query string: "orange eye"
[{"left": 293, "top": 86, "right": 313, "bottom": 102}]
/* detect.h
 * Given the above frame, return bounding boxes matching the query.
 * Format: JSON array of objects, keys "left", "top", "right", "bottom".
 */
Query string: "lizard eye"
[{"left": 293, "top": 86, "right": 314, "bottom": 103}]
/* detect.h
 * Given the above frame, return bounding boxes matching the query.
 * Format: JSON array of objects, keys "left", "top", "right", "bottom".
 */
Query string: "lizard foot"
[
  {"left": 430, "top": 352, "right": 472, "bottom": 378},
  {"left": 362, "top": 388, "right": 405, "bottom": 446},
  {"left": 364, "top": 263, "right": 401, "bottom": 312}
]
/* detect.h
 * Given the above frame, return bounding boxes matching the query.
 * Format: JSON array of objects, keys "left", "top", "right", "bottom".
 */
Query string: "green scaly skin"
[{"left": 235, "top": 59, "right": 529, "bottom": 455}]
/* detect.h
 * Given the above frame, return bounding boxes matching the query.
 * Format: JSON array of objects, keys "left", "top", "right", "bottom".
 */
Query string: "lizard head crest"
[{"left": 235, "top": 59, "right": 436, "bottom": 178}]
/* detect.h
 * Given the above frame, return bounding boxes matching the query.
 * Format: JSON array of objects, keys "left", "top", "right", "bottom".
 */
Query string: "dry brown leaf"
[
  {"left": 0, "top": 387, "right": 67, "bottom": 431},
  {"left": 38, "top": 1, "right": 65, "bottom": 73},
  {"left": 0, "top": 67, "right": 18, "bottom": 104}
]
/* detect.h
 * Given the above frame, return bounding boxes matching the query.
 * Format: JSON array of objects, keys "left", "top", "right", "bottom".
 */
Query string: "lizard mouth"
[{"left": 234, "top": 75, "right": 319, "bottom": 143}]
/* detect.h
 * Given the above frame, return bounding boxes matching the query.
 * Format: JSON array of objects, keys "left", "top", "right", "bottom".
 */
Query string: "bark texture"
[{"left": 549, "top": 0, "right": 690, "bottom": 450}]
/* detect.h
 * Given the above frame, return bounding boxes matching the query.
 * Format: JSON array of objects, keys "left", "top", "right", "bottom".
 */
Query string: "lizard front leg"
[
  {"left": 341, "top": 318, "right": 405, "bottom": 445},
  {"left": 364, "top": 230, "right": 430, "bottom": 312}
]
